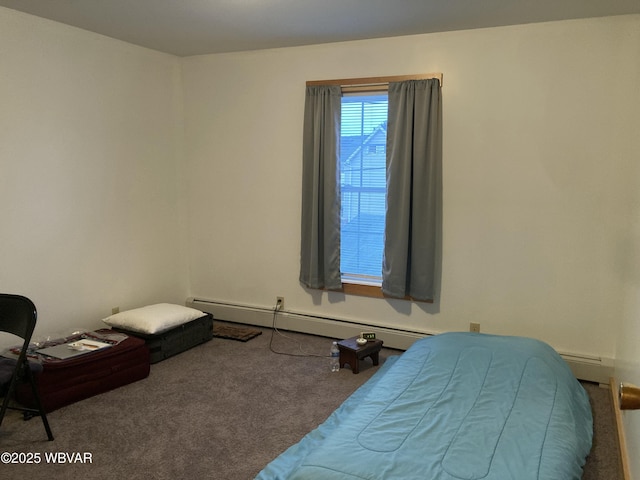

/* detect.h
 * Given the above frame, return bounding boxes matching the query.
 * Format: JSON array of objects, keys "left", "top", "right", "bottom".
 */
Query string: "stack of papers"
[{"left": 36, "top": 339, "right": 112, "bottom": 360}]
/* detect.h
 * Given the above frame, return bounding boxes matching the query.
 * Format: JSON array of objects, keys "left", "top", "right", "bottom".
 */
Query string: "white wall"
[
  {"left": 0, "top": 8, "right": 188, "bottom": 342},
  {"left": 183, "top": 18, "right": 640, "bottom": 467},
  {"left": 182, "top": 15, "right": 640, "bottom": 360}
]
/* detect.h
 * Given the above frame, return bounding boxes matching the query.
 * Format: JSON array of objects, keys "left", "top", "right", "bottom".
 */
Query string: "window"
[
  {"left": 367, "top": 144, "right": 385, "bottom": 155},
  {"left": 340, "top": 93, "right": 388, "bottom": 285},
  {"left": 301, "top": 74, "right": 441, "bottom": 301}
]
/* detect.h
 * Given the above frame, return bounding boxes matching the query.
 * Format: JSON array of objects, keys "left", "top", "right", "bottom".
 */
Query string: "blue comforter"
[{"left": 256, "top": 333, "right": 593, "bottom": 479}]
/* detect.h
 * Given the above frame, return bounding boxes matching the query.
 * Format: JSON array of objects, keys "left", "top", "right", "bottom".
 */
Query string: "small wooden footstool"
[{"left": 337, "top": 336, "right": 383, "bottom": 374}]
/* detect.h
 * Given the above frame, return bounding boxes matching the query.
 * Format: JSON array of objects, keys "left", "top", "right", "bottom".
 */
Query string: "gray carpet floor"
[{"left": 0, "top": 321, "right": 623, "bottom": 479}]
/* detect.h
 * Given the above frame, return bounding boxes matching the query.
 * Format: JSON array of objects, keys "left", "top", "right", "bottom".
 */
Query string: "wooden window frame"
[
  {"left": 306, "top": 73, "right": 443, "bottom": 91},
  {"left": 339, "top": 283, "right": 433, "bottom": 303}
]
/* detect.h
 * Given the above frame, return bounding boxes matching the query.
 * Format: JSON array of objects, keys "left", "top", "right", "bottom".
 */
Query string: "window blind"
[{"left": 340, "top": 93, "right": 388, "bottom": 281}]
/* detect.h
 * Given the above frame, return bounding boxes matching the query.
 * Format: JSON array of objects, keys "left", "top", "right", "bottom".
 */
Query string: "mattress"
[{"left": 256, "top": 332, "right": 593, "bottom": 480}]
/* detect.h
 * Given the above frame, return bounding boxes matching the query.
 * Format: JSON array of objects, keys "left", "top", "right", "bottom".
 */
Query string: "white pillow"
[{"left": 103, "top": 303, "right": 205, "bottom": 335}]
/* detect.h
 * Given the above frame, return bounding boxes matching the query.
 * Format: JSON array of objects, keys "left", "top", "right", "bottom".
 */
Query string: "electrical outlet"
[
  {"left": 470, "top": 322, "right": 480, "bottom": 333},
  {"left": 276, "top": 296, "right": 284, "bottom": 311},
  {"left": 112, "top": 306, "right": 120, "bottom": 315}
]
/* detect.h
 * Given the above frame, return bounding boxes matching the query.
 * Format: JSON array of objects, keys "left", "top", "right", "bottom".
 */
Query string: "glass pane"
[{"left": 340, "top": 94, "right": 388, "bottom": 280}]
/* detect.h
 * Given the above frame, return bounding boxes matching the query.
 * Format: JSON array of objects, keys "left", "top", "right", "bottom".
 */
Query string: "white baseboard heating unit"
[{"left": 187, "top": 297, "right": 614, "bottom": 385}]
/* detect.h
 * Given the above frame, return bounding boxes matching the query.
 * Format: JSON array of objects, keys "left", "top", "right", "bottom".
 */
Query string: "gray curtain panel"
[
  {"left": 382, "top": 79, "right": 441, "bottom": 301},
  {"left": 299, "top": 85, "right": 343, "bottom": 290}
]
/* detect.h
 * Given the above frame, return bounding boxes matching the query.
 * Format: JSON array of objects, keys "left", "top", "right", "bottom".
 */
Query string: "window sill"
[{"left": 339, "top": 283, "right": 433, "bottom": 303}]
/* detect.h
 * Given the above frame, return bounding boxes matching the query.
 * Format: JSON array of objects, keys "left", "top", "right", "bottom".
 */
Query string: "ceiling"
[{"left": 1, "top": 0, "right": 639, "bottom": 57}]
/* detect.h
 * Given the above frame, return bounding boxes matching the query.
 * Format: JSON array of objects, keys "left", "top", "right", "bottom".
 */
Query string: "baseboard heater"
[{"left": 187, "top": 297, "right": 613, "bottom": 385}]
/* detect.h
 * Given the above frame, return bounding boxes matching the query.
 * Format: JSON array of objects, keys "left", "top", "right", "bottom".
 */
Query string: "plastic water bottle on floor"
[{"left": 330, "top": 341, "right": 340, "bottom": 372}]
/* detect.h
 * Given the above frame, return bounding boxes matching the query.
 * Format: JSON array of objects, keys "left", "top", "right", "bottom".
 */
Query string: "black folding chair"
[{"left": 0, "top": 294, "right": 53, "bottom": 440}]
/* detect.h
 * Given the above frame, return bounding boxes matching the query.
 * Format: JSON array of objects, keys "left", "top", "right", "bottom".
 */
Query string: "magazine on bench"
[{"left": 36, "top": 339, "right": 112, "bottom": 360}]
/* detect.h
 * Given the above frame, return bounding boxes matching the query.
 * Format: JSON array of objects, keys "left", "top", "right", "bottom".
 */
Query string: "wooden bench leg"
[
  {"left": 351, "top": 357, "right": 360, "bottom": 374},
  {"left": 370, "top": 351, "right": 380, "bottom": 366},
  {"left": 339, "top": 351, "right": 360, "bottom": 374}
]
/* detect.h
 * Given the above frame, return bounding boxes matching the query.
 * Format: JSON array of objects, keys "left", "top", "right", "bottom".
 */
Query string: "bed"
[{"left": 256, "top": 332, "right": 593, "bottom": 480}]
